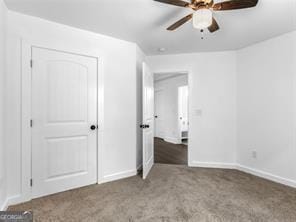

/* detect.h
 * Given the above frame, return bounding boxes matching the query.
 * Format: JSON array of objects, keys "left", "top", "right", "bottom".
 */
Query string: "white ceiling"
[{"left": 4, "top": 0, "right": 296, "bottom": 55}]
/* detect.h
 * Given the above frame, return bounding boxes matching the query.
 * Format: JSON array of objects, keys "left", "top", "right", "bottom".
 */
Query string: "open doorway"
[{"left": 153, "top": 72, "right": 189, "bottom": 165}]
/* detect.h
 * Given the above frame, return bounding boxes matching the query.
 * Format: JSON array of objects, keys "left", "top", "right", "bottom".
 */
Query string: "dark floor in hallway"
[{"left": 154, "top": 137, "right": 187, "bottom": 165}]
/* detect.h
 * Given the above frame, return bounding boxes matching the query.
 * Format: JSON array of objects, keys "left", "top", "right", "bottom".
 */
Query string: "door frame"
[
  {"left": 20, "top": 40, "right": 104, "bottom": 204},
  {"left": 152, "top": 70, "right": 192, "bottom": 166}
]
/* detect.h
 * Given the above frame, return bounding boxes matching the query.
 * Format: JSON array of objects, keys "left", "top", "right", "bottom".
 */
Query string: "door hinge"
[
  {"left": 30, "top": 179, "right": 33, "bottom": 187},
  {"left": 30, "top": 119, "right": 33, "bottom": 128},
  {"left": 30, "top": 59, "right": 33, "bottom": 68}
]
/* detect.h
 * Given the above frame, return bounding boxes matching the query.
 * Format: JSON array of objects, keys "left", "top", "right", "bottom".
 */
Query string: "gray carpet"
[{"left": 9, "top": 164, "right": 296, "bottom": 222}]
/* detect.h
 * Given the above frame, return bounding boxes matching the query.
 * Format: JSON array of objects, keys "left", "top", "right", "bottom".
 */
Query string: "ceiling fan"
[{"left": 154, "top": 0, "right": 258, "bottom": 33}]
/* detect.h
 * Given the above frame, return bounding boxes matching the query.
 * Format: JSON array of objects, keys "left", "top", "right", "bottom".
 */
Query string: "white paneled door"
[
  {"left": 31, "top": 47, "right": 98, "bottom": 198},
  {"left": 142, "top": 62, "right": 154, "bottom": 179},
  {"left": 154, "top": 90, "right": 165, "bottom": 138}
]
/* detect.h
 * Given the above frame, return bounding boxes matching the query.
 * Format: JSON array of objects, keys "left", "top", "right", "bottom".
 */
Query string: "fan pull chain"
[{"left": 200, "top": 29, "right": 204, "bottom": 40}]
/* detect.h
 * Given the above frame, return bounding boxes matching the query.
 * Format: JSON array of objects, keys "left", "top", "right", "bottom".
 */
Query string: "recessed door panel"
[
  {"left": 145, "top": 130, "right": 153, "bottom": 162},
  {"left": 46, "top": 136, "right": 88, "bottom": 180},
  {"left": 47, "top": 62, "right": 88, "bottom": 123}
]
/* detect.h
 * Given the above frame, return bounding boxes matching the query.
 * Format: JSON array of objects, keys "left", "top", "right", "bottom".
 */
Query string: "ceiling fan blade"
[
  {"left": 167, "top": 14, "right": 193, "bottom": 31},
  {"left": 213, "top": 0, "right": 258, "bottom": 11},
  {"left": 154, "top": 0, "right": 190, "bottom": 7},
  {"left": 208, "top": 17, "right": 219, "bottom": 33}
]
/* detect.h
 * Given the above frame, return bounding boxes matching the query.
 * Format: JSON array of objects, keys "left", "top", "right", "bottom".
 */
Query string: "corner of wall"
[
  {"left": 235, "top": 30, "right": 296, "bottom": 188},
  {"left": 0, "top": 0, "right": 8, "bottom": 211},
  {"left": 234, "top": 49, "right": 239, "bottom": 165}
]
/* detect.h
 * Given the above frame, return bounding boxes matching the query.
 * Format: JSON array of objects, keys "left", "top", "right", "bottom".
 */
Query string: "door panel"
[
  {"left": 32, "top": 47, "right": 97, "bottom": 198},
  {"left": 142, "top": 62, "right": 154, "bottom": 179},
  {"left": 46, "top": 136, "right": 88, "bottom": 179},
  {"left": 47, "top": 61, "right": 88, "bottom": 123},
  {"left": 154, "top": 90, "right": 165, "bottom": 138}
]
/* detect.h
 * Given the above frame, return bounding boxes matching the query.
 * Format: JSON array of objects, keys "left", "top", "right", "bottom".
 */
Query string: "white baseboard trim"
[
  {"left": 6, "top": 194, "right": 29, "bottom": 208},
  {"left": 4, "top": 169, "right": 140, "bottom": 208},
  {"left": 237, "top": 164, "right": 296, "bottom": 188},
  {"left": 189, "top": 161, "right": 296, "bottom": 188},
  {"left": 164, "top": 137, "right": 180, "bottom": 144},
  {"left": 0, "top": 194, "right": 26, "bottom": 210},
  {"left": 189, "top": 161, "right": 236, "bottom": 169},
  {"left": 101, "top": 169, "right": 138, "bottom": 184}
]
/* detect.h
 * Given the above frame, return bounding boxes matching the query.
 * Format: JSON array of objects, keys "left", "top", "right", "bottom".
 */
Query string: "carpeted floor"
[{"left": 9, "top": 164, "right": 296, "bottom": 222}]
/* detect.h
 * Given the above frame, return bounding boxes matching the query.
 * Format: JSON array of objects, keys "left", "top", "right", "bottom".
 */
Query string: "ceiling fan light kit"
[
  {"left": 193, "top": 9, "right": 212, "bottom": 29},
  {"left": 154, "top": 0, "right": 258, "bottom": 33}
]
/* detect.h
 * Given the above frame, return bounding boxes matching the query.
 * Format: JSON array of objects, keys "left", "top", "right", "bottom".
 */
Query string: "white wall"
[
  {"left": 0, "top": 0, "right": 7, "bottom": 210},
  {"left": 147, "top": 52, "right": 237, "bottom": 167},
  {"left": 154, "top": 75, "right": 188, "bottom": 143},
  {"left": 237, "top": 31, "right": 296, "bottom": 185},
  {"left": 5, "top": 11, "right": 138, "bottom": 203}
]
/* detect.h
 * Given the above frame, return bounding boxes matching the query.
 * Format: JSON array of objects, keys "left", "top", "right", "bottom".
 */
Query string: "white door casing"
[
  {"left": 31, "top": 47, "right": 98, "bottom": 198},
  {"left": 142, "top": 62, "right": 154, "bottom": 179}
]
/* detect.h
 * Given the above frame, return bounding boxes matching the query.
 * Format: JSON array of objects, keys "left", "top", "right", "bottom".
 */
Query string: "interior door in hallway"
[
  {"left": 31, "top": 47, "right": 98, "bottom": 198},
  {"left": 142, "top": 62, "right": 154, "bottom": 179},
  {"left": 154, "top": 90, "right": 165, "bottom": 138}
]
